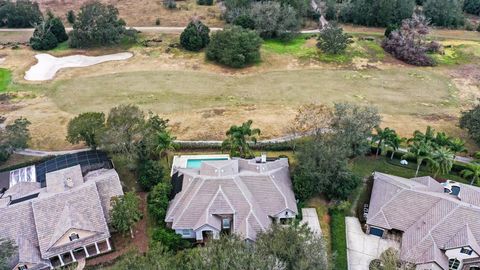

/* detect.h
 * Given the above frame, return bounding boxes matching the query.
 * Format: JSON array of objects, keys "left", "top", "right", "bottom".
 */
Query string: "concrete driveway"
[{"left": 345, "top": 217, "right": 400, "bottom": 270}]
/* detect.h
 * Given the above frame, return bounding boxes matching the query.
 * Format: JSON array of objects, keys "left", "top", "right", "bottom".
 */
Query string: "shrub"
[
  {"left": 249, "top": 1, "right": 301, "bottom": 41},
  {"left": 384, "top": 24, "right": 398, "bottom": 37},
  {"left": 478, "top": 23, "right": 480, "bottom": 32},
  {"left": 330, "top": 208, "right": 348, "bottom": 270},
  {"left": 30, "top": 22, "right": 58, "bottom": 50},
  {"left": 206, "top": 26, "right": 262, "bottom": 68},
  {"left": 424, "top": 0, "right": 464, "bottom": 27},
  {"left": 317, "top": 23, "right": 351, "bottom": 54},
  {"left": 460, "top": 103, "right": 480, "bottom": 146},
  {"left": 382, "top": 15, "right": 438, "bottom": 66},
  {"left": 147, "top": 181, "right": 172, "bottom": 224},
  {"left": 197, "top": 0, "right": 213, "bottom": 5},
  {"left": 180, "top": 20, "right": 210, "bottom": 51},
  {"left": 69, "top": 1, "right": 128, "bottom": 48},
  {"left": 66, "top": 10, "right": 75, "bottom": 24},
  {"left": 0, "top": 0, "right": 42, "bottom": 28},
  {"left": 464, "top": 0, "right": 480, "bottom": 15},
  {"left": 325, "top": 0, "right": 336, "bottom": 20},
  {"left": 232, "top": 14, "right": 255, "bottom": 30},
  {"left": 155, "top": 18, "right": 160, "bottom": 25},
  {"left": 164, "top": 0, "right": 177, "bottom": 9},
  {"left": 46, "top": 13, "right": 68, "bottom": 43},
  {"left": 151, "top": 228, "right": 191, "bottom": 251},
  {"left": 138, "top": 159, "right": 164, "bottom": 191}
]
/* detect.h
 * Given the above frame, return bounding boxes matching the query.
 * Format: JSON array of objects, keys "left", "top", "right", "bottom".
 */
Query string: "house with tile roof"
[
  {"left": 166, "top": 157, "right": 298, "bottom": 242},
  {"left": 366, "top": 172, "right": 480, "bottom": 270},
  {"left": 0, "top": 164, "right": 123, "bottom": 270}
]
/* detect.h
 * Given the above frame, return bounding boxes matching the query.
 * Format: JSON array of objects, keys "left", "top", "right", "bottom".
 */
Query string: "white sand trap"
[{"left": 24, "top": 52, "right": 133, "bottom": 81}]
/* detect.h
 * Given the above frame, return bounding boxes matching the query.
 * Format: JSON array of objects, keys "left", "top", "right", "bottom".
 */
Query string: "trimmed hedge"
[
  {"left": 175, "top": 140, "right": 296, "bottom": 151},
  {"left": 330, "top": 208, "right": 348, "bottom": 270}
]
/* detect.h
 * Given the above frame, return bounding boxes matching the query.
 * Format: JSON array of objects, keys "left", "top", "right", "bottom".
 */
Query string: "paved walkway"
[
  {"left": 301, "top": 208, "right": 322, "bottom": 236},
  {"left": 345, "top": 217, "right": 400, "bottom": 270}
]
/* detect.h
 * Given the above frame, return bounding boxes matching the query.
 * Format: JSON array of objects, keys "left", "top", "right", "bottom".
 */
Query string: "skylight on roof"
[{"left": 9, "top": 165, "right": 36, "bottom": 188}]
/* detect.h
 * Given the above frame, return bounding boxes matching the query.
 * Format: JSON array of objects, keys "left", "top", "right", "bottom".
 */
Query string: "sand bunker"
[{"left": 24, "top": 52, "right": 133, "bottom": 81}]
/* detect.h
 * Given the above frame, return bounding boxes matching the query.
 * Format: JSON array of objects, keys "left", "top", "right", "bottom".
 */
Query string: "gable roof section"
[
  {"left": 167, "top": 158, "right": 296, "bottom": 241},
  {"left": 32, "top": 182, "right": 110, "bottom": 258},
  {"left": 444, "top": 224, "right": 480, "bottom": 254}
]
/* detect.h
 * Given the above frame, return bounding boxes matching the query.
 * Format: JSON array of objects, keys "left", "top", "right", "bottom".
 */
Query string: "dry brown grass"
[
  {"left": 37, "top": 0, "right": 224, "bottom": 27},
  {"left": 0, "top": 32, "right": 478, "bottom": 151}
]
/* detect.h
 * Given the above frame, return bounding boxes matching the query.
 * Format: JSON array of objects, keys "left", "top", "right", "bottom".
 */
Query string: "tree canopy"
[
  {"left": 221, "top": 119, "right": 261, "bottom": 158},
  {"left": 249, "top": 1, "right": 301, "bottom": 41},
  {"left": 0, "top": 238, "right": 16, "bottom": 270},
  {"left": 0, "top": 0, "right": 42, "bottom": 28},
  {"left": 317, "top": 23, "right": 352, "bottom": 54},
  {"left": 69, "top": 1, "right": 128, "bottom": 48},
  {"left": 206, "top": 26, "right": 262, "bottom": 68},
  {"left": 460, "top": 103, "right": 480, "bottom": 146},
  {"left": 0, "top": 117, "right": 31, "bottom": 164},
  {"left": 110, "top": 192, "right": 142, "bottom": 238},
  {"left": 424, "top": 0, "right": 464, "bottom": 27},
  {"left": 66, "top": 112, "right": 106, "bottom": 149},
  {"left": 180, "top": 20, "right": 210, "bottom": 51}
]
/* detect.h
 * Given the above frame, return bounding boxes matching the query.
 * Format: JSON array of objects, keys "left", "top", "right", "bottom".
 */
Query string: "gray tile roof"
[
  {"left": 166, "top": 158, "right": 297, "bottom": 241},
  {"left": 0, "top": 166, "right": 123, "bottom": 266},
  {"left": 367, "top": 172, "right": 480, "bottom": 269}
]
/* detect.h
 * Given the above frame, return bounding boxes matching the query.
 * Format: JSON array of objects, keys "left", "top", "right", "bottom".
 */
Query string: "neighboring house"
[
  {"left": 366, "top": 172, "right": 480, "bottom": 270},
  {"left": 0, "top": 151, "right": 123, "bottom": 270},
  {"left": 166, "top": 156, "right": 298, "bottom": 242}
]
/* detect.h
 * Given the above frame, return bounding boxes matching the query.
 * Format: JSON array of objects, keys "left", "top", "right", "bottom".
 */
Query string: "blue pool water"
[{"left": 186, "top": 158, "right": 229, "bottom": 169}]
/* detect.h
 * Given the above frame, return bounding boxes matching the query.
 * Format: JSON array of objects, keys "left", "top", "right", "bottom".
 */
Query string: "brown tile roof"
[
  {"left": 166, "top": 158, "right": 297, "bottom": 241},
  {"left": 0, "top": 167, "right": 123, "bottom": 266},
  {"left": 367, "top": 172, "right": 480, "bottom": 269}
]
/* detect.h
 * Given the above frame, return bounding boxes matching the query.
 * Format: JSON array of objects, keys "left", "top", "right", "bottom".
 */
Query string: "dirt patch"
[
  {"left": 420, "top": 113, "right": 458, "bottom": 122},
  {"left": 449, "top": 64, "right": 480, "bottom": 105},
  {"left": 86, "top": 192, "right": 149, "bottom": 267}
]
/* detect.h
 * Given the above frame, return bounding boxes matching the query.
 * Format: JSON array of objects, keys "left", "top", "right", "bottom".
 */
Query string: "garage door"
[{"left": 370, "top": 227, "right": 384, "bottom": 237}]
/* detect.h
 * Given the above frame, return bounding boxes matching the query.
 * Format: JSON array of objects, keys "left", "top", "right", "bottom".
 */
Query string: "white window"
[
  {"left": 461, "top": 247, "right": 473, "bottom": 255},
  {"left": 181, "top": 229, "right": 191, "bottom": 236},
  {"left": 222, "top": 218, "right": 231, "bottom": 229},
  {"left": 449, "top": 258, "right": 461, "bottom": 270},
  {"left": 69, "top": 232, "right": 80, "bottom": 241}
]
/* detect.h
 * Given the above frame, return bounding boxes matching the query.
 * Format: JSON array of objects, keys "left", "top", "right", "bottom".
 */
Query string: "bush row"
[{"left": 175, "top": 140, "right": 295, "bottom": 151}]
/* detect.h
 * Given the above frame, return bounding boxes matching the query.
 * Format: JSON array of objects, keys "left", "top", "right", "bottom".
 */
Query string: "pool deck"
[{"left": 171, "top": 154, "right": 230, "bottom": 175}]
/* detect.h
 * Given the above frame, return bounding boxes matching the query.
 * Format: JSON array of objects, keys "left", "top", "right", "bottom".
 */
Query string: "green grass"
[
  {"left": 262, "top": 36, "right": 386, "bottom": 64},
  {"left": 431, "top": 43, "right": 480, "bottom": 65},
  {"left": 49, "top": 41, "right": 70, "bottom": 52},
  {"left": 262, "top": 35, "right": 316, "bottom": 57},
  {"left": 0, "top": 68, "right": 12, "bottom": 92},
  {"left": 350, "top": 155, "right": 466, "bottom": 183},
  {"left": 330, "top": 209, "right": 348, "bottom": 270}
]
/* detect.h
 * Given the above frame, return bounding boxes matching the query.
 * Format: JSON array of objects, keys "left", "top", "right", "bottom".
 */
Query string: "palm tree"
[
  {"left": 372, "top": 126, "right": 397, "bottom": 157},
  {"left": 448, "top": 137, "right": 467, "bottom": 155},
  {"left": 154, "top": 130, "right": 177, "bottom": 167},
  {"left": 385, "top": 134, "right": 404, "bottom": 160},
  {"left": 429, "top": 147, "right": 454, "bottom": 178},
  {"left": 403, "top": 141, "right": 433, "bottom": 177},
  {"left": 461, "top": 163, "right": 480, "bottom": 185},
  {"left": 409, "top": 126, "right": 436, "bottom": 145},
  {"left": 222, "top": 120, "right": 261, "bottom": 158}
]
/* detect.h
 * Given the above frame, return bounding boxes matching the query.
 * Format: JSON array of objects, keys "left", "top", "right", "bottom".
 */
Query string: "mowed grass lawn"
[
  {"left": 0, "top": 68, "right": 12, "bottom": 92},
  {"left": 48, "top": 68, "right": 456, "bottom": 117}
]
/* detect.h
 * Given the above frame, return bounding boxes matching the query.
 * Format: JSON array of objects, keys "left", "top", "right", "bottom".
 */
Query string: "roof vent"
[{"left": 65, "top": 177, "right": 74, "bottom": 188}]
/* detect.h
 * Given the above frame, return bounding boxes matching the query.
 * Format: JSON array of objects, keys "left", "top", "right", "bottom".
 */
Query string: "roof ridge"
[
  {"left": 173, "top": 178, "right": 207, "bottom": 228},
  {"left": 232, "top": 176, "right": 266, "bottom": 231},
  {"left": 267, "top": 172, "right": 289, "bottom": 210},
  {"left": 405, "top": 203, "right": 460, "bottom": 259}
]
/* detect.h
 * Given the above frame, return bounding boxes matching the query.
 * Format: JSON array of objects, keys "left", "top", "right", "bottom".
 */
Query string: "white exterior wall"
[
  {"left": 446, "top": 246, "right": 479, "bottom": 269},
  {"left": 194, "top": 225, "right": 220, "bottom": 241},
  {"left": 416, "top": 262, "right": 443, "bottom": 270}
]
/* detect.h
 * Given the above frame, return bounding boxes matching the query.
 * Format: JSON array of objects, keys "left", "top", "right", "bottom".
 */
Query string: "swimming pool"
[{"left": 186, "top": 158, "right": 229, "bottom": 169}]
